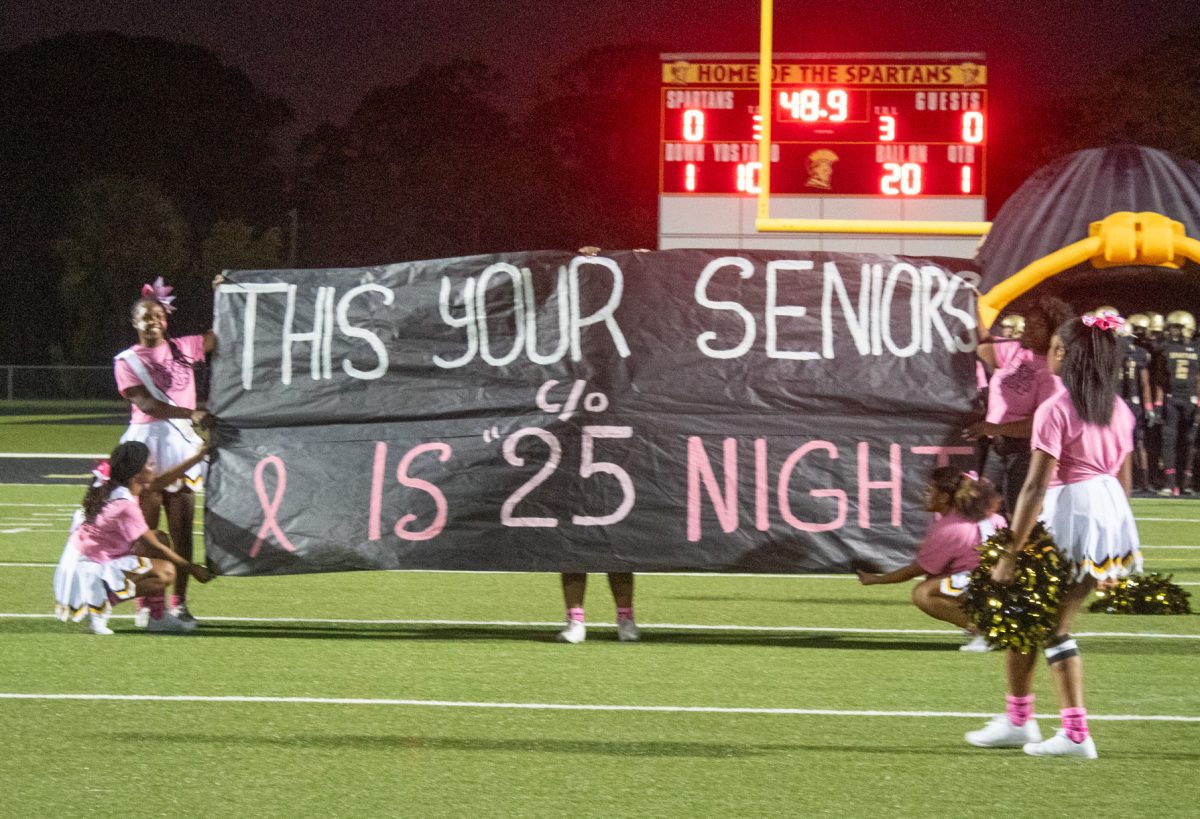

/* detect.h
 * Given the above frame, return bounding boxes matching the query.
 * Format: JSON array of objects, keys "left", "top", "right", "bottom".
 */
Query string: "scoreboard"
[{"left": 658, "top": 53, "right": 987, "bottom": 256}]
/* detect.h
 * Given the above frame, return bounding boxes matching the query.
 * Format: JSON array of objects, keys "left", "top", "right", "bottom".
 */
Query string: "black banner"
[{"left": 204, "top": 249, "right": 981, "bottom": 576}]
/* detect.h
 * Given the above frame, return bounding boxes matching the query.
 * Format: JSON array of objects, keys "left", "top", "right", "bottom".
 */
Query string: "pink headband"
[
  {"left": 1082, "top": 311, "right": 1124, "bottom": 332},
  {"left": 91, "top": 460, "right": 111, "bottom": 488},
  {"left": 960, "top": 470, "right": 978, "bottom": 483},
  {"left": 140, "top": 276, "right": 176, "bottom": 314}
]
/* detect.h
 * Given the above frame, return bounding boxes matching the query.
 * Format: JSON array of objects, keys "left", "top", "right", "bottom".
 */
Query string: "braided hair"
[{"left": 82, "top": 442, "right": 150, "bottom": 523}]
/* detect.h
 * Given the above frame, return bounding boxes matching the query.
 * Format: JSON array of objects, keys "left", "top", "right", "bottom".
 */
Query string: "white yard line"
[
  {"left": 0, "top": 563, "right": 1196, "bottom": 585},
  {"left": 2, "top": 612, "right": 1197, "bottom": 639},
  {"left": 0, "top": 692, "right": 1194, "bottom": 722},
  {"left": 0, "top": 453, "right": 108, "bottom": 459}
]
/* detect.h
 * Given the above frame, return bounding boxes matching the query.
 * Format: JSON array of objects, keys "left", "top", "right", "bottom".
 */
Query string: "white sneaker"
[
  {"left": 170, "top": 604, "right": 197, "bottom": 626},
  {"left": 133, "top": 607, "right": 150, "bottom": 628},
  {"left": 965, "top": 715, "right": 1042, "bottom": 748},
  {"left": 146, "top": 611, "right": 197, "bottom": 634},
  {"left": 557, "top": 619, "right": 586, "bottom": 644},
  {"left": 1023, "top": 730, "right": 1098, "bottom": 759},
  {"left": 960, "top": 635, "right": 993, "bottom": 653},
  {"left": 616, "top": 617, "right": 641, "bottom": 642},
  {"left": 89, "top": 615, "right": 114, "bottom": 635}
]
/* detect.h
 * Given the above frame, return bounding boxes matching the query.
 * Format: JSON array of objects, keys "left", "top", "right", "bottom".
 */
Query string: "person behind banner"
[
  {"left": 1118, "top": 313, "right": 1155, "bottom": 492},
  {"left": 1155, "top": 310, "right": 1198, "bottom": 496},
  {"left": 556, "top": 573, "right": 640, "bottom": 644},
  {"left": 114, "top": 275, "right": 220, "bottom": 627},
  {"left": 53, "top": 441, "right": 213, "bottom": 634},
  {"left": 857, "top": 467, "right": 1004, "bottom": 652},
  {"left": 554, "top": 245, "right": 643, "bottom": 646},
  {"left": 964, "top": 311, "right": 1141, "bottom": 759},
  {"left": 967, "top": 297, "right": 1074, "bottom": 516}
]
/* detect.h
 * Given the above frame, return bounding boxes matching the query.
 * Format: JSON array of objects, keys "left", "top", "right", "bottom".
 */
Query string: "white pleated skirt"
[
  {"left": 121, "top": 419, "right": 204, "bottom": 492},
  {"left": 54, "top": 545, "right": 152, "bottom": 622},
  {"left": 1040, "top": 474, "right": 1142, "bottom": 582}
]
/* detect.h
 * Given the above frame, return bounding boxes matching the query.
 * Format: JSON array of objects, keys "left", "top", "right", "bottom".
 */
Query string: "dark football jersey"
[
  {"left": 1163, "top": 341, "right": 1199, "bottom": 397},
  {"left": 1120, "top": 338, "right": 1151, "bottom": 401}
]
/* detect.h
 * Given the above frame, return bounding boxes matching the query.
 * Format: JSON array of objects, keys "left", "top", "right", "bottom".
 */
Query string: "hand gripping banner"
[{"left": 204, "top": 249, "right": 981, "bottom": 576}]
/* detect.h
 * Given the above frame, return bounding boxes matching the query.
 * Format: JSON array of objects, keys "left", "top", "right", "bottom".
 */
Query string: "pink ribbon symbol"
[{"left": 251, "top": 455, "right": 297, "bottom": 557}]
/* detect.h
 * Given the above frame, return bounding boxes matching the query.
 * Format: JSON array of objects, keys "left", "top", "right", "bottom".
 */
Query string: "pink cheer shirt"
[
  {"left": 985, "top": 341, "right": 1060, "bottom": 424},
  {"left": 915, "top": 511, "right": 1005, "bottom": 576},
  {"left": 73, "top": 495, "right": 149, "bottom": 563},
  {"left": 114, "top": 335, "right": 205, "bottom": 424},
  {"left": 1031, "top": 389, "right": 1134, "bottom": 487}
]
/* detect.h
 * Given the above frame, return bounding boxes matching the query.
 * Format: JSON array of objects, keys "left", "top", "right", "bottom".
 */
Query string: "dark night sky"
[
  {"left": 4, "top": 0, "right": 1200, "bottom": 212},
  {"left": 5, "top": 0, "right": 1200, "bottom": 131}
]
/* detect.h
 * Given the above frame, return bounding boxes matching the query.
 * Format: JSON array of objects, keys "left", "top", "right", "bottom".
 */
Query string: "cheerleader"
[
  {"left": 115, "top": 276, "right": 219, "bottom": 625},
  {"left": 857, "top": 467, "right": 1004, "bottom": 652},
  {"left": 969, "top": 298, "right": 1075, "bottom": 516},
  {"left": 965, "top": 311, "right": 1141, "bottom": 759},
  {"left": 53, "top": 442, "right": 213, "bottom": 634}
]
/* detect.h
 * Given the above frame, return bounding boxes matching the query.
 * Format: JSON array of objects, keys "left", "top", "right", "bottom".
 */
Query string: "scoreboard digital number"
[{"left": 660, "top": 55, "right": 987, "bottom": 198}]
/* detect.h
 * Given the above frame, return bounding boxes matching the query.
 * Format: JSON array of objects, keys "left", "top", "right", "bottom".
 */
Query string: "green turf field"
[{"left": 2, "top": 408, "right": 1198, "bottom": 817}]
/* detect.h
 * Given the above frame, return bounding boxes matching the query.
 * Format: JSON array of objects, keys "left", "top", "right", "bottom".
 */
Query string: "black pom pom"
[{"left": 962, "top": 523, "right": 1070, "bottom": 653}]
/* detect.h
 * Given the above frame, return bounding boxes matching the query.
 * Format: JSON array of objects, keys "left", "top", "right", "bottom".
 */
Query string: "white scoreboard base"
[{"left": 658, "top": 194, "right": 986, "bottom": 259}]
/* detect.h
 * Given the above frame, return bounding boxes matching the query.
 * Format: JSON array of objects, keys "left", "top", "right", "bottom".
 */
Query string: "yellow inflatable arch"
[{"left": 977, "top": 212, "right": 1200, "bottom": 328}]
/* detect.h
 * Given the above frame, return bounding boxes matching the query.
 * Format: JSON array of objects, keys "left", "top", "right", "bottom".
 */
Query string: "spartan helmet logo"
[
  {"left": 959, "top": 62, "right": 982, "bottom": 86},
  {"left": 806, "top": 149, "right": 839, "bottom": 190},
  {"left": 668, "top": 61, "right": 691, "bottom": 84}
]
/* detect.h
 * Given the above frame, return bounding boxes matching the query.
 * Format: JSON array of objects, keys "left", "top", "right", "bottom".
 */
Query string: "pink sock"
[
  {"left": 146, "top": 594, "right": 166, "bottom": 619},
  {"left": 567, "top": 607, "right": 585, "bottom": 622},
  {"left": 616, "top": 606, "right": 633, "bottom": 620},
  {"left": 170, "top": 594, "right": 184, "bottom": 609},
  {"left": 1061, "top": 707, "right": 1089, "bottom": 743},
  {"left": 135, "top": 596, "right": 147, "bottom": 611},
  {"left": 1006, "top": 694, "right": 1035, "bottom": 726}
]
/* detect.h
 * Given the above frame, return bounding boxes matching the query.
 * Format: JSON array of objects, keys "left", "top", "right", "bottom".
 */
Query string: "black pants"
[
  {"left": 993, "top": 435, "right": 1032, "bottom": 518},
  {"left": 1161, "top": 398, "right": 1198, "bottom": 486}
]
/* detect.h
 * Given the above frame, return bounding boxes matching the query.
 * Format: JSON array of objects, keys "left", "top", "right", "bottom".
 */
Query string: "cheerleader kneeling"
[{"left": 53, "top": 442, "right": 213, "bottom": 634}]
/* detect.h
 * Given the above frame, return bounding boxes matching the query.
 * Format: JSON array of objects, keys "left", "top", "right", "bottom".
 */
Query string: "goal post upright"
[{"left": 754, "top": 0, "right": 991, "bottom": 237}]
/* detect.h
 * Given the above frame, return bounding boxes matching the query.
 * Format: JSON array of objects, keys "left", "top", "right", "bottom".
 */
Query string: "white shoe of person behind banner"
[
  {"left": 616, "top": 617, "right": 641, "bottom": 642},
  {"left": 965, "top": 715, "right": 1042, "bottom": 748},
  {"left": 1023, "top": 730, "right": 1098, "bottom": 759},
  {"left": 557, "top": 619, "right": 586, "bottom": 644},
  {"left": 134, "top": 606, "right": 150, "bottom": 628}
]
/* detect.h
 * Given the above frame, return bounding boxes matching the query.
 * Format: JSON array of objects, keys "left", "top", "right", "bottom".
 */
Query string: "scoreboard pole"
[
  {"left": 754, "top": 0, "right": 989, "bottom": 238},
  {"left": 757, "top": 0, "right": 773, "bottom": 226}
]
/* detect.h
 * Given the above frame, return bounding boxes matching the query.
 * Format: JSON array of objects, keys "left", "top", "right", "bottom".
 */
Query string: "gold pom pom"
[{"left": 962, "top": 524, "right": 1069, "bottom": 653}]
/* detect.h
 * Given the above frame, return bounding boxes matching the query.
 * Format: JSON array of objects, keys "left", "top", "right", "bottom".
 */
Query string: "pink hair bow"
[
  {"left": 140, "top": 276, "right": 176, "bottom": 314},
  {"left": 960, "top": 470, "right": 979, "bottom": 482},
  {"left": 1082, "top": 311, "right": 1124, "bottom": 332},
  {"left": 91, "top": 460, "right": 111, "bottom": 488}
]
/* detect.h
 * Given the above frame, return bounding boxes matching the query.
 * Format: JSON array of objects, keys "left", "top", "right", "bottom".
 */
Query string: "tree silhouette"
[
  {"left": 1019, "top": 26, "right": 1200, "bottom": 175},
  {"left": 0, "top": 32, "right": 292, "bottom": 362},
  {"left": 54, "top": 176, "right": 190, "bottom": 362},
  {"left": 296, "top": 59, "right": 552, "bottom": 265}
]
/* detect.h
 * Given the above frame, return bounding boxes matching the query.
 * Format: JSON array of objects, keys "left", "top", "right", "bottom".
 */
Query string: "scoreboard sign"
[{"left": 660, "top": 54, "right": 987, "bottom": 198}]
